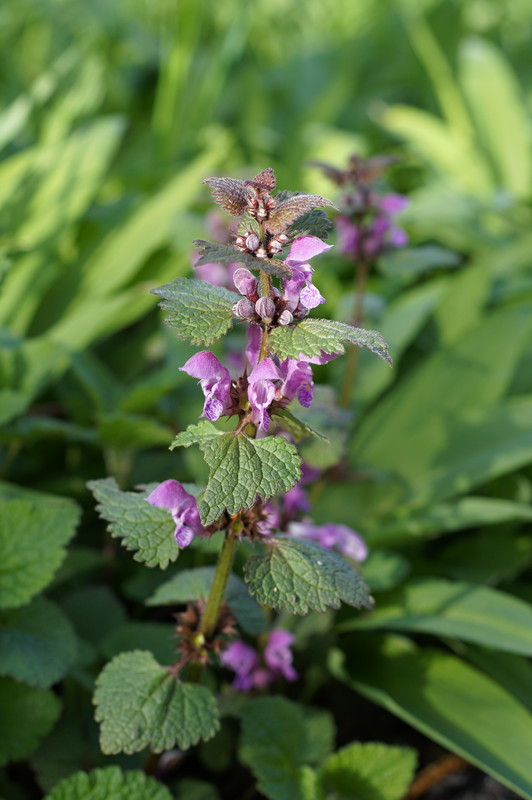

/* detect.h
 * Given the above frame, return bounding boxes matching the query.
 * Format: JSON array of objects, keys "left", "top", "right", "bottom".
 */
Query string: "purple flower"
[
  {"left": 246, "top": 323, "right": 261, "bottom": 369},
  {"left": 288, "top": 520, "right": 368, "bottom": 562},
  {"left": 220, "top": 629, "right": 297, "bottom": 691},
  {"left": 283, "top": 483, "right": 311, "bottom": 518},
  {"left": 248, "top": 358, "right": 283, "bottom": 431},
  {"left": 282, "top": 236, "right": 332, "bottom": 312},
  {"left": 180, "top": 351, "right": 233, "bottom": 421},
  {"left": 264, "top": 630, "right": 298, "bottom": 682},
  {"left": 336, "top": 192, "right": 408, "bottom": 260},
  {"left": 279, "top": 359, "right": 314, "bottom": 408},
  {"left": 145, "top": 480, "right": 203, "bottom": 547}
]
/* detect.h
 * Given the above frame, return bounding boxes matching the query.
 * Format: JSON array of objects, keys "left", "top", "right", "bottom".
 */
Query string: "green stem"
[
  {"left": 258, "top": 268, "right": 271, "bottom": 361},
  {"left": 200, "top": 532, "right": 237, "bottom": 640}
]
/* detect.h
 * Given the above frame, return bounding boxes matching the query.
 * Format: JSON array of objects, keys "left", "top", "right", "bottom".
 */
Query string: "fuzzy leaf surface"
[
  {"left": 88, "top": 478, "right": 178, "bottom": 568},
  {"left": 319, "top": 742, "right": 417, "bottom": 800},
  {"left": 44, "top": 766, "right": 173, "bottom": 800},
  {"left": 0, "top": 677, "right": 61, "bottom": 767},
  {"left": 194, "top": 240, "right": 291, "bottom": 279},
  {"left": 0, "top": 494, "right": 80, "bottom": 609},
  {"left": 94, "top": 650, "right": 219, "bottom": 754},
  {"left": 244, "top": 535, "right": 373, "bottom": 615},
  {"left": 239, "top": 697, "right": 318, "bottom": 800},
  {"left": 146, "top": 566, "right": 267, "bottom": 635},
  {"left": 202, "top": 176, "right": 251, "bottom": 215},
  {"left": 269, "top": 319, "right": 391, "bottom": 364},
  {"left": 175, "top": 426, "right": 301, "bottom": 525},
  {"left": 266, "top": 193, "right": 336, "bottom": 235},
  {"left": 287, "top": 208, "right": 333, "bottom": 240},
  {"left": 0, "top": 597, "right": 78, "bottom": 688},
  {"left": 151, "top": 278, "right": 237, "bottom": 346}
]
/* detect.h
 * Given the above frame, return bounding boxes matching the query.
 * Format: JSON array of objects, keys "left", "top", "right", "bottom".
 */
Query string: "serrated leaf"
[
  {"left": 269, "top": 319, "right": 391, "bottom": 364},
  {"left": 319, "top": 742, "right": 417, "bottom": 800},
  {"left": 170, "top": 420, "right": 222, "bottom": 450},
  {"left": 151, "top": 278, "right": 238, "bottom": 346},
  {"left": 239, "top": 697, "right": 318, "bottom": 800},
  {"left": 146, "top": 567, "right": 267, "bottom": 635},
  {"left": 0, "top": 597, "right": 78, "bottom": 688},
  {"left": 44, "top": 766, "right": 173, "bottom": 800},
  {"left": 244, "top": 535, "right": 373, "bottom": 615},
  {"left": 88, "top": 478, "right": 178, "bottom": 568},
  {"left": 0, "top": 494, "right": 80, "bottom": 609},
  {"left": 272, "top": 408, "right": 329, "bottom": 443},
  {"left": 266, "top": 193, "right": 336, "bottom": 235},
  {"left": 94, "top": 650, "right": 220, "bottom": 754},
  {"left": 197, "top": 433, "right": 301, "bottom": 525},
  {"left": 0, "top": 677, "right": 61, "bottom": 767},
  {"left": 287, "top": 208, "right": 333, "bottom": 240},
  {"left": 194, "top": 240, "right": 291, "bottom": 279}
]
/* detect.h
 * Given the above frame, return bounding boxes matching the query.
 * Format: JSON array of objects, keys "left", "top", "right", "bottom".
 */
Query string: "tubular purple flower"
[
  {"left": 281, "top": 235, "right": 331, "bottom": 311},
  {"left": 145, "top": 480, "right": 203, "bottom": 548},
  {"left": 245, "top": 323, "right": 261, "bottom": 368},
  {"left": 248, "top": 358, "right": 283, "bottom": 431},
  {"left": 288, "top": 521, "right": 368, "bottom": 562},
  {"left": 180, "top": 351, "right": 232, "bottom": 421},
  {"left": 283, "top": 483, "right": 311, "bottom": 518},
  {"left": 220, "top": 641, "right": 260, "bottom": 691},
  {"left": 264, "top": 630, "right": 298, "bottom": 682},
  {"left": 279, "top": 359, "right": 314, "bottom": 408}
]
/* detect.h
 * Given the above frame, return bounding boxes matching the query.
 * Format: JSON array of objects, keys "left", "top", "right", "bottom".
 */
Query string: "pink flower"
[
  {"left": 145, "top": 480, "right": 204, "bottom": 548},
  {"left": 248, "top": 358, "right": 283, "bottom": 431},
  {"left": 288, "top": 520, "right": 368, "bottom": 562},
  {"left": 180, "top": 351, "right": 232, "bottom": 422},
  {"left": 281, "top": 236, "right": 333, "bottom": 312},
  {"left": 220, "top": 629, "right": 298, "bottom": 691}
]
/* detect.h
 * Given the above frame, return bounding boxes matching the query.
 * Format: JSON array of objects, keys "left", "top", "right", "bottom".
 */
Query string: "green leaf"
[
  {"left": 44, "top": 766, "right": 173, "bottom": 800},
  {"left": 272, "top": 408, "right": 328, "bottom": 443},
  {"left": 287, "top": 207, "right": 332, "bottom": 240},
  {"left": 0, "top": 677, "right": 61, "bottom": 767},
  {"left": 239, "top": 697, "right": 318, "bottom": 800},
  {"left": 361, "top": 551, "right": 410, "bottom": 593},
  {"left": 0, "top": 597, "right": 78, "bottom": 688},
  {"left": 62, "top": 585, "right": 127, "bottom": 649},
  {"left": 100, "top": 622, "right": 176, "bottom": 666},
  {"left": 172, "top": 425, "right": 301, "bottom": 526},
  {"left": 194, "top": 240, "right": 291, "bottom": 279},
  {"left": 88, "top": 478, "right": 179, "bottom": 568},
  {"left": 97, "top": 412, "right": 174, "bottom": 451},
  {"left": 460, "top": 645, "right": 532, "bottom": 713},
  {"left": 244, "top": 535, "right": 373, "bottom": 615},
  {"left": 146, "top": 567, "right": 267, "bottom": 635},
  {"left": 340, "top": 579, "right": 532, "bottom": 656},
  {"left": 301, "top": 708, "right": 335, "bottom": 766},
  {"left": 319, "top": 742, "right": 417, "bottom": 800},
  {"left": 269, "top": 319, "right": 391, "bottom": 364},
  {"left": 333, "top": 637, "right": 532, "bottom": 799},
  {"left": 151, "top": 277, "right": 238, "bottom": 346},
  {"left": 0, "top": 494, "right": 80, "bottom": 609},
  {"left": 30, "top": 713, "right": 102, "bottom": 793},
  {"left": 94, "top": 651, "right": 220, "bottom": 754}
]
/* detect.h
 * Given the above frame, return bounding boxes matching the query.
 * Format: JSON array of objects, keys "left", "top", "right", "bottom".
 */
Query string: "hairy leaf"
[
  {"left": 202, "top": 176, "right": 251, "bottom": 215},
  {"left": 252, "top": 167, "right": 276, "bottom": 189},
  {"left": 319, "top": 742, "right": 417, "bottom": 800},
  {"left": 0, "top": 493, "right": 80, "bottom": 609},
  {"left": 269, "top": 319, "right": 392, "bottom": 364},
  {"left": 88, "top": 478, "right": 178, "bottom": 568},
  {"left": 0, "top": 677, "right": 61, "bottom": 767},
  {"left": 266, "top": 193, "right": 336, "bottom": 235},
  {"left": 0, "top": 597, "right": 77, "bottom": 688},
  {"left": 94, "top": 650, "right": 219, "bottom": 754},
  {"left": 146, "top": 566, "right": 267, "bottom": 635},
  {"left": 194, "top": 240, "right": 291, "bottom": 279},
  {"left": 173, "top": 425, "right": 301, "bottom": 525},
  {"left": 44, "top": 766, "right": 173, "bottom": 800},
  {"left": 151, "top": 277, "right": 237, "bottom": 346},
  {"left": 287, "top": 207, "right": 333, "bottom": 240},
  {"left": 244, "top": 535, "right": 373, "bottom": 614}
]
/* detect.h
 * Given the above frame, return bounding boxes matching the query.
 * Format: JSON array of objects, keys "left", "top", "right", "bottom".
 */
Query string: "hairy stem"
[
  {"left": 340, "top": 256, "right": 369, "bottom": 408},
  {"left": 200, "top": 532, "right": 237, "bottom": 640},
  {"left": 258, "top": 267, "right": 271, "bottom": 361}
]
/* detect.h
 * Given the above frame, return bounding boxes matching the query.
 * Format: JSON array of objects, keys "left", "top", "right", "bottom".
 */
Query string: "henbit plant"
[{"left": 86, "top": 168, "right": 404, "bottom": 796}]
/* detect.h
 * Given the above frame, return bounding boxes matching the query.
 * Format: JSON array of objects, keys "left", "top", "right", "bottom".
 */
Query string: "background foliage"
[{"left": 2, "top": 0, "right": 532, "bottom": 798}]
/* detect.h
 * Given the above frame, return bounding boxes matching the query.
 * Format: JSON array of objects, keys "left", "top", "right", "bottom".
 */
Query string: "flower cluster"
[{"left": 220, "top": 629, "right": 297, "bottom": 691}]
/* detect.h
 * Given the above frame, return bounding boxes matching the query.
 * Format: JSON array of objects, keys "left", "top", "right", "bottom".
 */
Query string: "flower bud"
[
  {"left": 233, "top": 268, "right": 257, "bottom": 297},
  {"left": 245, "top": 233, "right": 260, "bottom": 251},
  {"left": 278, "top": 309, "right": 293, "bottom": 326},
  {"left": 235, "top": 235, "right": 246, "bottom": 248},
  {"left": 256, "top": 247, "right": 268, "bottom": 259},
  {"left": 233, "top": 298, "right": 255, "bottom": 319},
  {"left": 269, "top": 239, "right": 283, "bottom": 254},
  {"left": 255, "top": 296, "right": 276, "bottom": 320}
]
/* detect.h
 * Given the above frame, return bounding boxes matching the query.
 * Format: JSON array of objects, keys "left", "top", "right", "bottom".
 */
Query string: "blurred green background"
[{"left": 3, "top": 1, "right": 532, "bottom": 796}]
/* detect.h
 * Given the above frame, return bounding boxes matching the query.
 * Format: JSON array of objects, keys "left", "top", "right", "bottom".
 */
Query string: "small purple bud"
[
  {"left": 233, "top": 268, "right": 257, "bottom": 296},
  {"left": 269, "top": 240, "right": 283, "bottom": 254},
  {"left": 245, "top": 232, "right": 260, "bottom": 251},
  {"left": 255, "top": 296, "right": 276, "bottom": 320},
  {"left": 234, "top": 298, "right": 255, "bottom": 318},
  {"left": 278, "top": 309, "right": 293, "bottom": 326}
]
